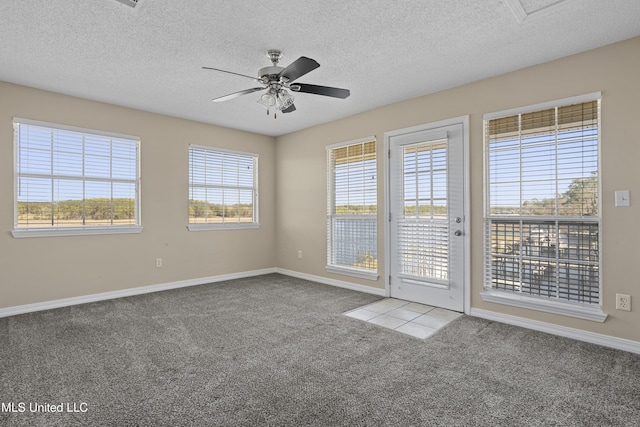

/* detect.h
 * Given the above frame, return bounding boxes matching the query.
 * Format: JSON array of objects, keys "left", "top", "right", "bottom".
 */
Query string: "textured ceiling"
[{"left": 1, "top": 0, "right": 639, "bottom": 137}]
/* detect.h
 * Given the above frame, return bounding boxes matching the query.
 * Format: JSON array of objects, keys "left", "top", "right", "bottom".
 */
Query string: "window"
[
  {"left": 482, "top": 93, "right": 603, "bottom": 321},
  {"left": 327, "top": 138, "right": 377, "bottom": 280},
  {"left": 188, "top": 145, "right": 258, "bottom": 230},
  {"left": 13, "top": 118, "right": 141, "bottom": 238}
]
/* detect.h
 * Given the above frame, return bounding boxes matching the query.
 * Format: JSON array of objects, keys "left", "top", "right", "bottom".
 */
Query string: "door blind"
[{"left": 398, "top": 139, "right": 449, "bottom": 282}]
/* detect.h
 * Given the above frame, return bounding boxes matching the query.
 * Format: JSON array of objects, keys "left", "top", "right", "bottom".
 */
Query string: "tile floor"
[{"left": 344, "top": 298, "right": 462, "bottom": 339}]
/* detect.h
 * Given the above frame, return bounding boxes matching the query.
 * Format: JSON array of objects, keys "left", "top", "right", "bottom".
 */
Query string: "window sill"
[
  {"left": 187, "top": 223, "right": 260, "bottom": 231},
  {"left": 480, "top": 289, "right": 607, "bottom": 322},
  {"left": 326, "top": 265, "right": 379, "bottom": 281},
  {"left": 12, "top": 226, "right": 143, "bottom": 238}
]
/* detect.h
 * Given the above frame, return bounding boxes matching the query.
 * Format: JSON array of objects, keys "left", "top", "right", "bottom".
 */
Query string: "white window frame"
[
  {"left": 12, "top": 118, "right": 142, "bottom": 238},
  {"left": 187, "top": 145, "right": 259, "bottom": 231},
  {"left": 326, "top": 137, "right": 378, "bottom": 281},
  {"left": 481, "top": 92, "right": 605, "bottom": 322}
]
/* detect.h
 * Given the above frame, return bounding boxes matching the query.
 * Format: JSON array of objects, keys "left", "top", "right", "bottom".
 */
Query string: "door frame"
[{"left": 383, "top": 115, "right": 471, "bottom": 314}]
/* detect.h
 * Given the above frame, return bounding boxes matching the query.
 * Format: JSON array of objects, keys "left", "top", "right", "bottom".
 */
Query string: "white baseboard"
[
  {"left": 0, "top": 268, "right": 277, "bottom": 319},
  {"left": 470, "top": 308, "right": 640, "bottom": 355},
  {"left": 276, "top": 268, "right": 387, "bottom": 297}
]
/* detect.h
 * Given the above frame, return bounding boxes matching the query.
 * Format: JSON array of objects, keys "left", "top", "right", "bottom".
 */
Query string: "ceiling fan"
[{"left": 203, "top": 49, "right": 350, "bottom": 118}]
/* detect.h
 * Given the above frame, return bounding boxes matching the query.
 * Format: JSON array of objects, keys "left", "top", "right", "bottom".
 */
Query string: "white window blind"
[
  {"left": 188, "top": 145, "right": 258, "bottom": 229},
  {"left": 327, "top": 138, "right": 377, "bottom": 278},
  {"left": 13, "top": 119, "right": 140, "bottom": 237},
  {"left": 484, "top": 97, "right": 600, "bottom": 306}
]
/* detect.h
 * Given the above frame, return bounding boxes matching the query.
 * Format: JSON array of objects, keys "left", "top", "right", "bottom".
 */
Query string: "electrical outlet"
[
  {"left": 156, "top": 258, "right": 163, "bottom": 268},
  {"left": 615, "top": 293, "right": 631, "bottom": 311},
  {"left": 298, "top": 250, "right": 303, "bottom": 259}
]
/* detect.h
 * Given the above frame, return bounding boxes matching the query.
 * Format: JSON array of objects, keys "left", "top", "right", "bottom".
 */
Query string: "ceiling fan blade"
[
  {"left": 282, "top": 104, "right": 296, "bottom": 113},
  {"left": 291, "top": 83, "right": 350, "bottom": 99},
  {"left": 212, "top": 87, "right": 265, "bottom": 102},
  {"left": 202, "top": 67, "right": 262, "bottom": 83},
  {"left": 278, "top": 57, "right": 320, "bottom": 82}
]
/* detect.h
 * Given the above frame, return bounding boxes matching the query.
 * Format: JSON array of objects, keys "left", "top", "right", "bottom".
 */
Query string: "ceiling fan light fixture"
[
  {"left": 258, "top": 92, "right": 276, "bottom": 109},
  {"left": 277, "top": 90, "right": 295, "bottom": 110}
]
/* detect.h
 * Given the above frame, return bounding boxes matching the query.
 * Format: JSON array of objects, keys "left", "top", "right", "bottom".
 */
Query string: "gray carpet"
[{"left": 1, "top": 274, "right": 639, "bottom": 426}]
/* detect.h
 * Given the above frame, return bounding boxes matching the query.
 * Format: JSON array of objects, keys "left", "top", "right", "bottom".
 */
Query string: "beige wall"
[
  {"left": 2, "top": 37, "right": 639, "bottom": 344},
  {"left": 0, "top": 82, "right": 276, "bottom": 307},
  {"left": 276, "top": 36, "right": 640, "bottom": 342}
]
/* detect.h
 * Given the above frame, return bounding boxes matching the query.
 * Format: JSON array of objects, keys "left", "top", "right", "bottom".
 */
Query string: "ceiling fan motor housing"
[{"left": 259, "top": 66, "right": 284, "bottom": 80}]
